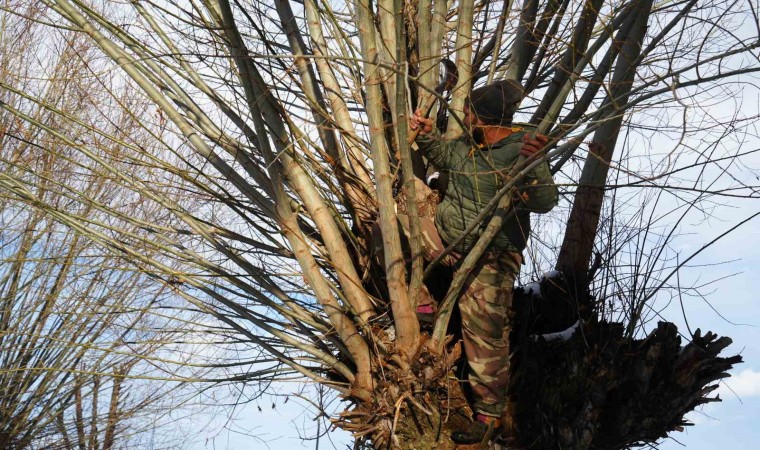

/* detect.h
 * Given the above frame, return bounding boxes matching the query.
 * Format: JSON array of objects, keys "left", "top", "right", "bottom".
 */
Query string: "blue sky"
[{"left": 657, "top": 220, "right": 760, "bottom": 450}]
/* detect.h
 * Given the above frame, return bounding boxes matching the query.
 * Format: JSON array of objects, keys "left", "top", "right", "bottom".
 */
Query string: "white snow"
[
  {"left": 519, "top": 270, "right": 563, "bottom": 300},
  {"left": 531, "top": 320, "right": 581, "bottom": 343},
  {"left": 541, "top": 270, "right": 562, "bottom": 279},
  {"left": 522, "top": 281, "right": 542, "bottom": 297}
]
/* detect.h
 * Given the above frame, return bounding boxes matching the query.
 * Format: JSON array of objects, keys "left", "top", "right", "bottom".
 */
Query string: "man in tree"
[{"left": 409, "top": 80, "right": 559, "bottom": 444}]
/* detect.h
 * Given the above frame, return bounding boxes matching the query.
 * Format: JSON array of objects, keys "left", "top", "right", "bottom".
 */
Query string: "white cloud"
[{"left": 717, "top": 369, "right": 760, "bottom": 399}]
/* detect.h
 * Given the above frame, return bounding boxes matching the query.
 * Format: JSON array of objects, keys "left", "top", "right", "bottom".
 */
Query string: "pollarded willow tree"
[{"left": 2, "top": 0, "right": 759, "bottom": 448}]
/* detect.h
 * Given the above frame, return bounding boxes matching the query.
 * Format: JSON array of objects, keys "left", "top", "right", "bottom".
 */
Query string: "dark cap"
[{"left": 467, "top": 80, "right": 524, "bottom": 126}]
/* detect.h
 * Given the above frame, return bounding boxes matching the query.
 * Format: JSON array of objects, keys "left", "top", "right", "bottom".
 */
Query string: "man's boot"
[{"left": 451, "top": 414, "right": 501, "bottom": 445}]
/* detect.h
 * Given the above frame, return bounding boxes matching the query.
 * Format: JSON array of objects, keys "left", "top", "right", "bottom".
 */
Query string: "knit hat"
[{"left": 467, "top": 80, "right": 524, "bottom": 126}]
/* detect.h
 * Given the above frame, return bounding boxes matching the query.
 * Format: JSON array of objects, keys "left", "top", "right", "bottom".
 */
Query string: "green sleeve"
[
  {"left": 414, "top": 129, "right": 456, "bottom": 169},
  {"left": 517, "top": 159, "right": 558, "bottom": 214}
]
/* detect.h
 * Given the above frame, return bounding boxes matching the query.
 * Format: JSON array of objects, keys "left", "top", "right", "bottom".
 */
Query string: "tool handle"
[{"left": 407, "top": 99, "right": 437, "bottom": 144}]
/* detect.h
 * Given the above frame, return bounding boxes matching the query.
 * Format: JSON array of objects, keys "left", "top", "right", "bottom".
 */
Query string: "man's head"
[{"left": 465, "top": 80, "right": 524, "bottom": 128}]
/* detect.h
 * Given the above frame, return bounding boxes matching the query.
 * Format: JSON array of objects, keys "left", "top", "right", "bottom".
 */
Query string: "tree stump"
[{"left": 507, "top": 273, "right": 742, "bottom": 449}]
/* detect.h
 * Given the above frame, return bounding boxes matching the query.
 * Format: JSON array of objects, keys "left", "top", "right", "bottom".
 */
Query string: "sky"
[{"left": 657, "top": 218, "right": 760, "bottom": 450}]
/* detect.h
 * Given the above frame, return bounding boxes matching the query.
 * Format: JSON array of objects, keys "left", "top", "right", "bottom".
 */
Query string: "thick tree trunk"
[
  {"left": 102, "top": 370, "right": 124, "bottom": 450},
  {"left": 505, "top": 275, "right": 741, "bottom": 449},
  {"left": 332, "top": 337, "right": 472, "bottom": 449}
]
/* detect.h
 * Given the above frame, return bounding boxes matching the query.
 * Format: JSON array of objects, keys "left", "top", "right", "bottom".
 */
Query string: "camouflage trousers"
[{"left": 374, "top": 179, "right": 521, "bottom": 418}]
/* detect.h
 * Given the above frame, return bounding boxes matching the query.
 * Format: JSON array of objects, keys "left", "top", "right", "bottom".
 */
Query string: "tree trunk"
[
  {"left": 337, "top": 271, "right": 741, "bottom": 449},
  {"left": 332, "top": 338, "right": 472, "bottom": 449},
  {"left": 102, "top": 370, "right": 124, "bottom": 450},
  {"left": 556, "top": 0, "right": 654, "bottom": 284}
]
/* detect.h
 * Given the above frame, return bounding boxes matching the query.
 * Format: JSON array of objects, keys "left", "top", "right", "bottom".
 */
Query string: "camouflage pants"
[
  {"left": 458, "top": 250, "right": 520, "bottom": 418},
  {"left": 375, "top": 179, "right": 521, "bottom": 418}
]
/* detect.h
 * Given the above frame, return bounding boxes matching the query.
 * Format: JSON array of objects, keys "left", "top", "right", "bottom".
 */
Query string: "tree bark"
[
  {"left": 102, "top": 371, "right": 123, "bottom": 450},
  {"left": 445, "top": 0, "right": 475, "bottom": 138},
  {"left": 531, "top": 0, "right": 605, "bottom": 124},
  {"left": 354, "top": 0, "right": 420, "bottom": 357},
  {"left": 509, "top": 279, "right": 741, "bottom": 449},
  {"left": 556, "top": 0, "right": 654, "bottom": 283}
]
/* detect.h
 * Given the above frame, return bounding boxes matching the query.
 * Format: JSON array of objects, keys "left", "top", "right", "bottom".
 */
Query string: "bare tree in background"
[
  {"left": 1, "top": 6, "right": 204, "bottom": 449},
  {"left": 1, "top": 0, "right": 759, "bottom": 448}
]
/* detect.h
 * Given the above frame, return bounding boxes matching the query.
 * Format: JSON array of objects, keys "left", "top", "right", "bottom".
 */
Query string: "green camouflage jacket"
[{"left": 416, "top": 125, "right": 558, "bottom": 253}]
